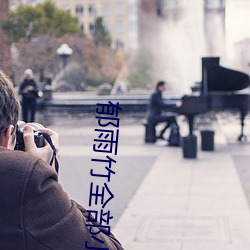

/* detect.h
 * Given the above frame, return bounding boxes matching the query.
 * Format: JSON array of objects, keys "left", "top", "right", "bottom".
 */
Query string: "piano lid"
[{"left": 201, "top": 57, "right": 250, "bottom": 92}]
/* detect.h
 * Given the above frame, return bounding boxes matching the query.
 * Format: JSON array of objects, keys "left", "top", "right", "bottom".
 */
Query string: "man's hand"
[{"left": 23, "top": 125, "right": 59, "bottom": 165}]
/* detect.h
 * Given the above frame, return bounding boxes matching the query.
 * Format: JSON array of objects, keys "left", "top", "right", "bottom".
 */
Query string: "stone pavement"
[
  {"left": 43, "top": 111, "right": 250, "bottom": 250},
  {"left": 111, "top": 118, "right": 250, "bottom": 249}
]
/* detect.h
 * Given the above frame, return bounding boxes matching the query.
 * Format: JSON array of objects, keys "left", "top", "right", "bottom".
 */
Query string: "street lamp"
[{"left": 56, "top": 43, "right": 73, "bottom": 68}]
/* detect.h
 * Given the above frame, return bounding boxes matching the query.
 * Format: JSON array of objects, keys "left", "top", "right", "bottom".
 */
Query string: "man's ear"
[{"left": 2, "top": 125, "right": 15, "bottom": 149}]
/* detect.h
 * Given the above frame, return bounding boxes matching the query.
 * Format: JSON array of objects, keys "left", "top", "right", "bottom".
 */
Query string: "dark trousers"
[
  {"left": 148, "top": 115, "right": 177, "bottom": 137},
  {"left": 22, "top": 98, "right": 37, "bottom": 123}
]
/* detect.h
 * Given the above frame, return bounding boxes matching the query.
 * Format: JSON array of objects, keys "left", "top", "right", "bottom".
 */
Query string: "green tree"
[
  {"left": 91, "top": 17, "right": 111, "bottom": 47},
  {"left": 1, "top": 0, "right": 80, "bottom": 42},
  {"left": 128, "top": 50, "right": 153, "bottom": 89}
]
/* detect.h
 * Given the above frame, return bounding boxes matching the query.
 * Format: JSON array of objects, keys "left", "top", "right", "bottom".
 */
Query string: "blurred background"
[{"left": 0, "top": 0, "right": 250, "bottom": 96}]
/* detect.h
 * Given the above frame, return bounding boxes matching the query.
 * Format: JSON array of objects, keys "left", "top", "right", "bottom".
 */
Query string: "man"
[
  {"left": 0, "top": 71, "right": 124, "bottom": 249},
  {"left": 19, "top": 68, "right": 39, "bottom": 123},
  {"left": 147, "top": 80, "right": 178, "bottom": 140}
]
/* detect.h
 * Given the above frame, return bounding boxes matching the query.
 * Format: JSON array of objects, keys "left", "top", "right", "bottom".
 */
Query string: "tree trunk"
[{"left": 0, "top": 0, "right": 12, "bottom": 78}]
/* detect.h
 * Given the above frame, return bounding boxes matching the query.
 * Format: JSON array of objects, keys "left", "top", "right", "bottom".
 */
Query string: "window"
[
  {"left": 64, "top": 5, "right": 71, "bottom": 13},
  {"left": 102, "top": 3, "right": 111, "bottom": 16},
  {"left": 89, "top": 4, "right": 97, "bottom": 17},
  {"left": 76, "top": 5, "right": 84, "bottom": 16},
  {"left": 89, "top": 22, "right": 95, "bottom": 33},
  {"left": 116, "top": 39, "right": 124, "bottom": 50},
  {"left": 115, "top": 3, "right": 125, "bottom": 16},
  {"left": 103, "top": 21, "right": 112, "bottom": 32},
  {"left": 115, "top": 20, "right": 124, "bottom": 33},
  {"left": 80, "top": 22, "right": 84, "bottom": 32},
  {"left": 164, "top": 0, "right": 177, "bottom": 10}
]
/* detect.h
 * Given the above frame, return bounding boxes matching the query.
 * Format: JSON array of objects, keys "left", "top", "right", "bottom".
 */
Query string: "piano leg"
[
  {"left": 187, "top": 115, "right": 195, "bottom": 135},
  {"left": 238, "top": 109, "right": 247, "bottom": 142}
]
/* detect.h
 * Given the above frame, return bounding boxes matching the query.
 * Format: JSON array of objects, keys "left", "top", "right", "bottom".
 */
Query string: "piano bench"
[
  {"left": 142, "top": 120, "right": 156, "bottom": 143},
  {"left": 200, "top": 130, "right": 214, "bottom": 151}
]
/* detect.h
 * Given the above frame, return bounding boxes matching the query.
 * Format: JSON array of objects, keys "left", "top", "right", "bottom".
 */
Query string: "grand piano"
[{"left": 175, "top": 57, "right": 250, "bottom": 141}]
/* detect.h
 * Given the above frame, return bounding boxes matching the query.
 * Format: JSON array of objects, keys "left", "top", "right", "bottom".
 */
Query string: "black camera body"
[{"left": 15, "top": 124, "right": 46, "bottom": 151}]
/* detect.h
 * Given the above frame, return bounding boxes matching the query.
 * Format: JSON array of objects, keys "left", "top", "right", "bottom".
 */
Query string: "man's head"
[
  {"left": 24, "top": 69, "right": 33, "bottom": 79},
  {"left": 156, "top": 80, "right": 166, "bottom": 92},
  {"left": 0, "top": 71, "right": 20, "bottom": 149}
]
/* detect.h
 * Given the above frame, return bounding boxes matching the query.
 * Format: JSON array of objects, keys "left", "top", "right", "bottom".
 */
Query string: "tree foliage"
[
  {"left": 91, "top": 17, "right": 112, "bottom": 47},
  {"left": 13, "top": 33, "right": 121, "bottom": 90},
  {"left": 128, "top": 50, "right": 153, "bottom": 89},
  {"left": 2, "top": 0, "right": 80, "bottom": 42}
]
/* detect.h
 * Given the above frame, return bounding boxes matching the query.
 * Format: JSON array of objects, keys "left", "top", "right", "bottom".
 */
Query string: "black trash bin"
[
  {"left": 182, "top": 135, "right": 197, "bottom": 159},
  {"left": 200, "top": 130, "right": 214, "bottom": 151},
  {"left": 144, "top": 122, "right": 156, "bottom": 143}
]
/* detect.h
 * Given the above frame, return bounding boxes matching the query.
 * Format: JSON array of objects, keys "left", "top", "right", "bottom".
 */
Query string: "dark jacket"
[
  {"left": 19, "top": 79, "right": 38, "bottom": 99},
  {"left": 147, "top": 89, "right": 164, "bottom": 118},
  {"left": 0, "top": 147, "right": 124, "bottom": 250}
]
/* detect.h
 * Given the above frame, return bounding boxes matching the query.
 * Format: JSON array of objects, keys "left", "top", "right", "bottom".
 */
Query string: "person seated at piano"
[{"left": 146, "top": 80, "right": 178, "bottom": 140}]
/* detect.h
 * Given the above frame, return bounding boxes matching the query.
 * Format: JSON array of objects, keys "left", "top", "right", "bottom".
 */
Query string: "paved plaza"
[{"left": 37, "top": 110, "right": 250, "bottom": 250}]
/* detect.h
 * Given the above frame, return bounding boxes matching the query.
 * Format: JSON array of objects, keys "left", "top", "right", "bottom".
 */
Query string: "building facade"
[
  {"left": 138, "top": 0, "right": 226, "bottom": 55},
  {"left": 52, "top": 0, "right": 139, "bottom": 51},
  {"left": 137, "top": 0, "right": 157, "bottom": 43},
  {"left": 10, "top": 0, "right": 138, "bottom": 51}
]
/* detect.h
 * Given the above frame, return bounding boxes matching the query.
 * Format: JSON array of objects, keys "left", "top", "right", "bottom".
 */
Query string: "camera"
[{"left": 14, "top": 122, "right": 46, "bottom": 151}]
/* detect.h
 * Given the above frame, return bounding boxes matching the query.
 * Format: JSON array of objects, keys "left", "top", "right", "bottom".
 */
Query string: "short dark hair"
[
  {"left": 0, "top": 71, "right": 20, "bottom": 142},
  {"left": 156, "top": 80, "right": 166, "bottom": 90}
]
